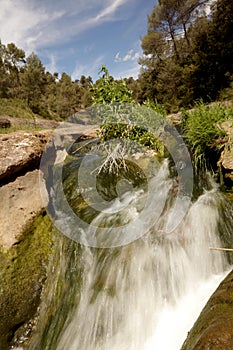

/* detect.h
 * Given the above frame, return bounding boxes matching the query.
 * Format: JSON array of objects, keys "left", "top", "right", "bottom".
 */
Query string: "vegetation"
[
  {"left": 139, "top": 0, "right": 233, "bottom": 111},
  {"left": 0, "top": 212, "right": 55, "bottom": 348},
  {"left": 182, "top": 102, "right": 233, "bottom": 170},
  {"left": 0, "top": 98, "right": 35, "bottom": 119},
  {"left": 89, "top": 66, "right": 166, "bottom": 157},
  {"left": 0, "top": 42, "right": 92, "bottom": 120},
  {"left": 0, "top": 0, "right": 232, "bottom": 118},
  {"left": 90, "top": 65, "right": 133, "bottom": 104},
  {"left": 0, "top": 0, "right": 232, "bottom": 169}
]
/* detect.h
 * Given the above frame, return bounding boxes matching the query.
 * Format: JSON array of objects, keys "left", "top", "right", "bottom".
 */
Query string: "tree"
[
  {"left": 0, "top": 42, "right": 26, "bottom": 98},
  {"left": 44, "top": 72, "right": 84, "bottom": 119},
  {"left": 176, "top": 0, "right": 209, "bottom": 47},
  {"left": 190, "top": 0, "right": 233, "bottom": 100},
  {"left": 0, "top": 41, "right": 8, "bottom": 97},
  {"left": 147, "top": 0, "right": 181, "bottom": 61},
  {"left": 139, "top": 0, "right": 214, "bottom": 110},
  {"left": 19, "top": 53, "right": 46, "bottom": 111}
]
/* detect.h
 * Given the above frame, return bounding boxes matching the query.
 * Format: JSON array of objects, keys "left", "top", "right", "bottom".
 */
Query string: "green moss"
[{"left": 0, "top": 211, "right": 55, "bottom": 349}]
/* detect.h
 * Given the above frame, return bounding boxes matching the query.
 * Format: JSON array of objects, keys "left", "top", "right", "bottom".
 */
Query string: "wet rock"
[{"left": 181, "top": 269, "right": 233, "bottom": 350}]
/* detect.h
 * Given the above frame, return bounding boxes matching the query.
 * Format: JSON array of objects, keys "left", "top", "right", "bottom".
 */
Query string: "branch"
[{"left": 209, "top": 247, "right": 233, "bottom": 252}]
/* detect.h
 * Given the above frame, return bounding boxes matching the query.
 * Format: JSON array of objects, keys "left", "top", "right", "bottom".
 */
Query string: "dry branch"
[{"left": 209, "top": 247, "right": 233, "bottom": 252}]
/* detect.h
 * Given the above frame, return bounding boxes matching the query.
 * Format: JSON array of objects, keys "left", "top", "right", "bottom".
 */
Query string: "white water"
[{"left": 53, "top": 174, "right": 230, "bottom": 350}]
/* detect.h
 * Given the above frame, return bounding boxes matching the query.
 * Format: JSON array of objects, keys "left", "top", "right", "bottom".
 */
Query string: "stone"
[
  {"left": 0, "top": 130, "right": 52, "bottom": 184},
  {"left": 218, "top": 119, "right": 233, "bottom": 171},
  {"left": 0, "top": 116, "right": 11, "bottom": 128},
  {"left": 0, "top": 169, "right": 44, "bottom": 249},
  {"left": 0, "top": 125, "right": 99, "bottom": 248}
]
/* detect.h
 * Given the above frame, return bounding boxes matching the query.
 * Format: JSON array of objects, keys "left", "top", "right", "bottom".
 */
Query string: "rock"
[
  {"left": 0, "top": 116, "right": 11, "bottom": 128},
  {"left": 0, "top": 130, "right": 51, "bottom": 184},
  {"left": 0, "top": 212, "right": 54, "bottom": 349},
  {"left": 217, "top": 119, "right": 233, "bottom": 188},
  {"left": 0, "top": 169, "right": 44, "bottom": 249},
  {"left": 181, "top": 269, "right": 233, "bottom": 350},
  {"left": 0, "top": 125, "right": 99, "bottom": 247},
  {"left": 218, "top": 119, "right": 233, "bottom": 170}
]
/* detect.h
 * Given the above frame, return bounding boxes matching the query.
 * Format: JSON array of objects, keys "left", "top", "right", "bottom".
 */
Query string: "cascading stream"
[{"left": 28, "top": 160, "right": 232, "bottom": 350}]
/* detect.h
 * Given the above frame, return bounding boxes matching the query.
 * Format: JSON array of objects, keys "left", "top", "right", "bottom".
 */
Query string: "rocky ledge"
[
  {"left": 0, "top": 126, "right": 99, "bottom": 249},
  {"left": 0, "top": 130, "right": 52, "bottom": 185}
]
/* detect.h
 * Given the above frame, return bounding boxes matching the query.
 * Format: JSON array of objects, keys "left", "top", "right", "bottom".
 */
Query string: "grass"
[
  {"left": 0, "top": 97, "right": 40, "bottom": 133},
  {"left": 0, "top": 123, "right": 44, "bottom": 134},
  {"left": 0, "top": 98, "right": 56, "bottom": 133},
  {"left": 182, "top": 101, "right": 233, "bottom": 171},
  {"left": 0, "top": 98, "right": 36, "bottom": 119}
]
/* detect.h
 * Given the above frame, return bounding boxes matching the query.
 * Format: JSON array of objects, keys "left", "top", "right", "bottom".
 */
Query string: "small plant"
[
  {"left": 90, "top": 66, "right": 166, "bottom": 161},
  {"left": 143, "top": 99, "right": 167, "bottom": 117}
]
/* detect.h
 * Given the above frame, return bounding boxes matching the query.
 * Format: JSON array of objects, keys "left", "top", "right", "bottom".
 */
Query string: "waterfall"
[{"left": 28, "top": 160, "right": 232, "bottom": 350}]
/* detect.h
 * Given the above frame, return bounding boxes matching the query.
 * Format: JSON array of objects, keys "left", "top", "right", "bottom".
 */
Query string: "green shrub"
[
  {"left": 182, "top": 102, "right": 233, "bottom": 170},
  {"left": 90, "top": 65, "right": 133, "bottom": 104}
]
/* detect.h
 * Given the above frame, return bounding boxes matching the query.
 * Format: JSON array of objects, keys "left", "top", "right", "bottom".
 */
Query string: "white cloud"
[
  {"left": 0, "top": 0, "right": 140, "bottom": 80},
  {"left": 93, "top": 0, "right": 126, "bottom": 21},
  {"left": 71, "top": 55, "right": 105, "bottom": 81},
  {"left": 114, "top": 52, "right": 121, "bottom": 62},
  {"left": 0, "top": 0, "right": 65, "bottom": 53},
  {"left": 114, "top": 49, "right": 140, "bottom": 63},
  {"left": 45, "top": 53, "right": 59, "bottom": 74},
  {"left": 0, "top": 0, "right": 129, "bottom": 53},
  {"left": 114, "top": 62, "right": 141, "bottom": 79}
]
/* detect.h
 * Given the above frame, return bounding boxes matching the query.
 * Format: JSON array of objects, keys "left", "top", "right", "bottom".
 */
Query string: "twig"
[
  {"left": 209, "top": 247, "right": 233, "bottom": 252},
  {"left": 91, "top": 142, "right": 127, "bottom": 175}
]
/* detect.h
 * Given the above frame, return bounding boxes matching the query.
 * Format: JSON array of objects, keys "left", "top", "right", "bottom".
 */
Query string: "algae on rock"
[{"left": 0, "top": 211, "right": 55, "bottom": 349}]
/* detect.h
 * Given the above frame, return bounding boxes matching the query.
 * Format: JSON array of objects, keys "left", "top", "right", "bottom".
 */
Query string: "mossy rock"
[
  {"left": 181, "top": 269, "right": 233, "bottom": 350},
  {"left": 0, "top": 211, "right": 55, "bottom": 349}
]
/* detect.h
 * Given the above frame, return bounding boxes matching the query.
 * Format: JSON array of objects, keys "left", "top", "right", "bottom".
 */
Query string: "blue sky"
[{"left": 0, "top": 0, "right": 156, "bottom": 81}]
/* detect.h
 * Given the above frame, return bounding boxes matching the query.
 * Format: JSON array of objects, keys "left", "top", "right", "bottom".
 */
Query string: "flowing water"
[{"left": 27, "top": 160, "right": 232, "bottom": 350}]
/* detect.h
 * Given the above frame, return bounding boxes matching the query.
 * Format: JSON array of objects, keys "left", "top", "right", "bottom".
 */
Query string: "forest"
[{"left": 0, "top": 0, "right": 232, "bottom": 119}]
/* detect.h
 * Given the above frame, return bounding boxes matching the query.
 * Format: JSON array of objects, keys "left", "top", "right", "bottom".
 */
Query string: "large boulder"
[{"left": 0, "top": 130, "right": 51, "bottom": 184}]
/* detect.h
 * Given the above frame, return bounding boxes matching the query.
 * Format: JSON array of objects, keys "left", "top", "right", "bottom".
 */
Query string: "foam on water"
[
  {"left": 28, "top": 161, "right": 232, "bottom": 350},
  {"left": 55, "top": 178, "right": 230, "bottom": 350}
]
